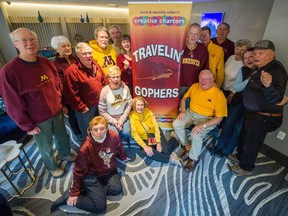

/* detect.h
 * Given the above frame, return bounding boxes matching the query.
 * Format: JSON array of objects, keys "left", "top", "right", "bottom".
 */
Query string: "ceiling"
[{"left": 4, "top": 0, "right": 213, "bottom": 8}]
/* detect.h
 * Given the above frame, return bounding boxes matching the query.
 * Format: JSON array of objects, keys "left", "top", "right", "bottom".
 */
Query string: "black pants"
[
  {"left": 76, "top": 169, "right": 122, "bottom": 213},
  {"left": 237, "top": 111, "right": 282, "bottom": 171},
  {"left": 142, "top": 128, "right": 178, "bottom": 163}
]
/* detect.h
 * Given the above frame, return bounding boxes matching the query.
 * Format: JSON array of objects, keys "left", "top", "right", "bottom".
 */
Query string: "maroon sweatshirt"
[
  {"left": 70, "top": 129, "right": 127, "bottom": 197},
  {"left": 0, "top": 57, "right": 62, "bottom": 132}
]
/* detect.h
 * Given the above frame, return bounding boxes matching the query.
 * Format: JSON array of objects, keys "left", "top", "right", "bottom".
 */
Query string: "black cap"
[{"left": 253, "top": 40, "right": 275, "bottom": 51}]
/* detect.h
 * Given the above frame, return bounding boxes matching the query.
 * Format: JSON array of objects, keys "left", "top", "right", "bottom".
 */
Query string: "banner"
[{"left": 128, "top": 1, "right": 192, "bottom": 128}]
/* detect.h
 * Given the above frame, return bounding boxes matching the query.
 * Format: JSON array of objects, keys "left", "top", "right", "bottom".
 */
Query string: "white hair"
[{"left": 50, "top": 35, "right": 71, "bottom": 51}]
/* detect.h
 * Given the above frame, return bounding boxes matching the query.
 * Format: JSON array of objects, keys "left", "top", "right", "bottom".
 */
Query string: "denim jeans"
[
  {"left": 217, "top": 103, "right": 245, "bottom": 154},
  {"left": 75, "top": 105, "right": 98, "bottom": 141},
  {"left": 108, "top": 119, "right": 131, "bottom": 140},
  {"left": 34, "top": 111, "right": 71, "bottom": 171}
]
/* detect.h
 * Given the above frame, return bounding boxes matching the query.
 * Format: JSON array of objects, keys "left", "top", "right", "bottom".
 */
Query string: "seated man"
[
  {"left": 50, "top": 116, "right": 130, "bottom": 213},
  {"left": 173, "top": 70, "right": 227, "bottom": 172}
]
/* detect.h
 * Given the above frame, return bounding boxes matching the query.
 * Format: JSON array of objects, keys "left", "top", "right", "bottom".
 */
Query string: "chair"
[{"left": 0, "top": 140, "right": 36, "bottom": 198}]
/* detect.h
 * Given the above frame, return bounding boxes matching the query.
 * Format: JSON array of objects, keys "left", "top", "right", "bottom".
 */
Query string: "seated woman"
[
  {"left": 129, "top": 96, "right": 182, "bottom": 167},
  {"left": 98, "top": 66, "right": 132, "bottom": 140},
  {"left": 50, "top": 116, "right": 129, "bottom": 213},
  {"left": 215, "top": 49, "right": 256, "bottom": 157}
]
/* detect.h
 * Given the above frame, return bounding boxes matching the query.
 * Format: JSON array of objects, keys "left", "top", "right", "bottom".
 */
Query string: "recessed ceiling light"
[{"left": 107, "top": 3, "right": 119, "bottom": 7}]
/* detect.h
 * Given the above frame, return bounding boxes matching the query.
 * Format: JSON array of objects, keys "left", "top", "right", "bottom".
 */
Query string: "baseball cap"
[{"left": 253, "top": 40, "right": 275, "bottom": 51}]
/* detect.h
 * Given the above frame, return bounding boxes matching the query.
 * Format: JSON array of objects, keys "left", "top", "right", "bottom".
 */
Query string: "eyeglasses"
[
  {"left": 80, "top": 52, "right": 93, "bottom": 56},
  {"left": 108, "top": 76, "right": 120, "bottom": 79},
  {"left": 14, "top": 38, "right": 38, "bottom": 43}
]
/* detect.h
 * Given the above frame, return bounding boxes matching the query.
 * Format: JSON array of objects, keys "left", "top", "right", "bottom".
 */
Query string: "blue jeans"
[
  {"left": 76, "top": 170, "right": 122, "bottom": 213},
  {"left": 217, "top": 103, "right": 245, "bottom": 155},
  {"left": 34, "top": 111, "right": 71, "bottom": 171},
  {"left": 108, "top": 119, "right": 130, "bottom": 140},
  {"left": 75, "top": 106, "right": 98, "bottom": 141}
]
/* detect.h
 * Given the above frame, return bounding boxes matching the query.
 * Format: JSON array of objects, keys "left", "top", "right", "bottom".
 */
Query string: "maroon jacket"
[
  {"left": 70, "top": 129, "right": 127, "bottom": 197},
  {"left": 0, "top": 57, "right": 62, "bottom": 132},
  {"left": 63, "top": 60, "right": 108, "bottom": 112},
  {"left": 53, "top": 54, "right": 78, "bottom": 83},
  {"left": 117, "top": 54, "right": 132, "bottom": 86}
]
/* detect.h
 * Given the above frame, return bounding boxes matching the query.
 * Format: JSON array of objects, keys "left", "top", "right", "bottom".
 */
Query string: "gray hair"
[
  {"left": 75, "top": 42, "right": 91, "bottom": 54},
  {"left": 235, "top": 39, "right": 252, "bottom": 48},
  {"left": 10, "top": 27, "right": 37, "bottom": 42},
  {"left": 50, "top": 35, "right": 71, "bottom": 50},
  {"left": 94, "top": 26, "right": 109, "bottom": 38},
  {"left": 109, "top": 25, "right": 121, "bottom": 33}
]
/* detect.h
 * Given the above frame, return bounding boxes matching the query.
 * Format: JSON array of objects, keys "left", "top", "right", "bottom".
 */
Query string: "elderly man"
[
  {"left": 0, "top": 28, "right": 75, "bottom": 178},
  {"left": 173, "top": 70, "right": 227, "bottom": 172},
  {"left": 211, "top": 22, "right": 234, "bottom": 62},
  {"left": 180, "top": 23, "right": 209, "bottom": 97},
  {"left": 89, "top": 26, "right": 117, "bottom": 75},
  {"left": 200, "top": 26, "right": 225, "bottom": 88},
  {"left": 63, "top": 42, "right": 108, "bottom": 140},
  {"left": 229, "top": 40, "right": 288, "bottom": 176},
  {"left": 109, "top": 25, "right": 122, "bottom": 55}
]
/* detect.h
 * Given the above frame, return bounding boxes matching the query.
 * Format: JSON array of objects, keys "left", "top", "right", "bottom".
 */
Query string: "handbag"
[{"left": 140, "top": 122, "right": 157, "bottom": 145}]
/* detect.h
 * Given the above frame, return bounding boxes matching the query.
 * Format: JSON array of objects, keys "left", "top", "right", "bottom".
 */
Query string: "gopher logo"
[{"left": 99, "top": 147, "right": 114, "bottom": 168}]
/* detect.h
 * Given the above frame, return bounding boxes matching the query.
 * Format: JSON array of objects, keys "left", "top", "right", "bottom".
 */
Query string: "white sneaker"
[
  {"left": 170, "top": 152, "right": 184, "bottom": 168},
  {"left": 62, "top": 152, "right": 78, "bottom": 162},
  {"left": 50, "top": 168, "right": 65, "bottom": 178}
]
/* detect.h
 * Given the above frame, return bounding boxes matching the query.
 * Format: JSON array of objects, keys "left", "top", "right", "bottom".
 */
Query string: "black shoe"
[
  {"left": 214, "top": 147, "right": 226, "bottom": 158},
  {"left": 50, "top": 190, "right": 70, "bottom": 212}
]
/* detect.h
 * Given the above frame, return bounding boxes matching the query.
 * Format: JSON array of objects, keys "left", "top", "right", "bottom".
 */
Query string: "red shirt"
[
  {"left": 53, "top": 54, "right": 78, "bottom": 83},
  {"left": 117, "top": 54, "right": 132, "bottom": 86}
]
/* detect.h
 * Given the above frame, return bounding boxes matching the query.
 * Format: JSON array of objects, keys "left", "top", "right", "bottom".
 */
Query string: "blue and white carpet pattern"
[{"left": 1, "top": 126, "right": 288, "bottom": 216}]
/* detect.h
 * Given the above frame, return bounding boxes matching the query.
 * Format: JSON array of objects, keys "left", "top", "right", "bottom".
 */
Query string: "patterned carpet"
[{"left": 1, "top": 126, "right": 288, "bottom": 216}]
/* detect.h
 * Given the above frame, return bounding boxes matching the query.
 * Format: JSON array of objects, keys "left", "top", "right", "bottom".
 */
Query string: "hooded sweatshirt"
[{"left": 89, "top": 40, "right": 117, "bottom": 75}]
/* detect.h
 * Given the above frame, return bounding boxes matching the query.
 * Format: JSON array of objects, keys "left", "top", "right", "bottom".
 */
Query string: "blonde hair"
[
  {"left": 88, "top": 116, "right": 108, "bottom": 132},
  {"left": 132, "top": 96, "right": 148, "bottom": 110},
  {"left": 107, "top": 66, "right": 121, "bottom": 77},
  {"left": 75, "top": 42, "right": 92, "bottom": 54}
]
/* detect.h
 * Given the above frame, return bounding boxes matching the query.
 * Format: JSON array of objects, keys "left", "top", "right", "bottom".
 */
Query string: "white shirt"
[{"left": 222, "top": 55, "right": 244, "bottom": 92}]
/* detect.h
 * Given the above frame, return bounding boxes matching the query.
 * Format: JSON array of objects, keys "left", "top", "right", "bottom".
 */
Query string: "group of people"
[
  {"left": 178, "top": 22, "right": 287, "bottom": 176},
  {"left": 0, "top": 20, "right": 287, "bottom": 214}
]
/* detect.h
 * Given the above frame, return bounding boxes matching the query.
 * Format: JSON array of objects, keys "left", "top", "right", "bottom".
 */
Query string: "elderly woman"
[
  {"left": 63, "top": 42, "right": 108, "bottom": 140},
  {"left": 98, "top": 66, "right": 132, "bottom": 140},
  {"left": 117, "top": 34, "right": 132, "bottom": 92},
  {"left": 50, "top": 35, "right": 82, "bottom": 140},
  {"left": 222, "top": 39, "right": 252, "bottom": 103},
  {"left": 129, "top": 96, "right": 182, "bottom": 167}
]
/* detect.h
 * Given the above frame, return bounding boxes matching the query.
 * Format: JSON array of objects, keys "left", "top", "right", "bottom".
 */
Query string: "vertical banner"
[{"left": 128, "top": 1, "right": 192, "bottom": 129}]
